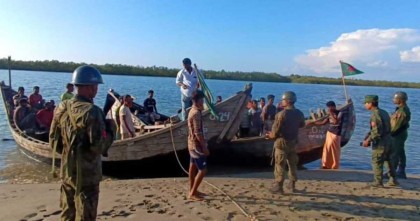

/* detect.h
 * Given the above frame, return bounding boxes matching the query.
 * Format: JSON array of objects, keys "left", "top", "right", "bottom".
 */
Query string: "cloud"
[
  {"left": 400, "top": 46, "right": 420, "bottom": 62},
  {"left": 294, "top": 28, "right": 420, "bottom": 81}
]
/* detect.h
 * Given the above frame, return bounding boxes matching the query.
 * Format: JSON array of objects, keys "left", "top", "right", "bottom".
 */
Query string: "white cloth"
[
  {"left": 119, "top": 105, "right": 135, "bottom": 136},
  {"left": 110, "top": 102, "right": 121, "bottom": 121},
  {"left": 175, "top": 68, "right": 198, "bottom": 97}
]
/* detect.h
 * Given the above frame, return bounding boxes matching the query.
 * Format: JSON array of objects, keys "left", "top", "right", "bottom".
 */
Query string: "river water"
[{"left": 0, "top": 70, "right": 419, "bottom": 183}]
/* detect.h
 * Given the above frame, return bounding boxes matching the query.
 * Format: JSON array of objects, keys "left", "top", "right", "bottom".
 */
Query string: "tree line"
[{"left": 0, "top": 58, "right": 419, "bottom": 88}]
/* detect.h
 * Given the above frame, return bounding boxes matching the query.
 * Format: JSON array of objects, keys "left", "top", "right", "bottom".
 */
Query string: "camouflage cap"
[{"left": 364, "top": 95, "right": 378, "bottom": 103}]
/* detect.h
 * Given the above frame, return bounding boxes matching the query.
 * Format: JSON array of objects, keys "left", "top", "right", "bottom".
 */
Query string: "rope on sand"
[{"left": 168, "top": 122, "right": 257, "bottom": 221}]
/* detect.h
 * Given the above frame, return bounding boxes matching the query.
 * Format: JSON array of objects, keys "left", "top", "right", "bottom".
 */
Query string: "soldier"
[
  {"left": 266, "top": 91, "right": 305, "bottom": 194},
  {"left": 362, "top": 95, "right": 398, "bottom": 187},
  {"left": 49, "top": 65, "right": 114, "bottom": 220},
  {"left": 390, "top": 91, "right": 411, "bottom": 179}
]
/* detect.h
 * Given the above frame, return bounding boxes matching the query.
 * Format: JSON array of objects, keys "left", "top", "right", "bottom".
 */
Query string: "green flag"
[
  {"left": 340, "top": 61, "right": 364, "bottom": 76},
  {"left": 194, "top": 64, "right": 219, "bottom": 119}
]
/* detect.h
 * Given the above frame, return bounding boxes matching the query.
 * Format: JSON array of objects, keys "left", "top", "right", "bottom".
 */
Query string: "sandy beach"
[{"left": 1, "top": 170, "right": 419, "bottom": 221}]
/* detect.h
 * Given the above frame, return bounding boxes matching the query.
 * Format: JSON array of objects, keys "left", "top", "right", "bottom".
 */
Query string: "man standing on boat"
[
  {"left": 176, "top": 58, "right": 199, "bottom": 121},
  {"left": 308, "top": 101, "right": 342, "bottom": 169},
  {"left": 143, "top": 90, "right": 161, "bottom": 124},
  {"left": 261, "top": 94, "right": 276, "bottom": 134},
  {"left": 390, "top": 91, "right": 411, "bottom": 179},
  {"left": 119, "top": 94, "right": 136, "bottom": 139},
  {"left": 60, "top": 83, "right": 74, "bottom": 101},
  {"left": 362, "top": 95, "right": 398, "bottom": 187},
  {"left": 267, "top": 91, "right": 305, "bottom": 194},
  {"left": 49, "top": 65, "right": 114, "bottom": 220},
  {"left": 188, "top": 90, "right": 209, "bottom": 201}
]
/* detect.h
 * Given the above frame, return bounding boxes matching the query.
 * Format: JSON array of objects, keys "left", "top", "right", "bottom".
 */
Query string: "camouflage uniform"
[
  {"left": 390, "top": 105, "right": 411, "bottom": 177},
  {"left": 50, "top": 95, "right": 113, "bottom": 221},
  {"left": 365, "top": 95, "right": 397, "bottom": 186},
  {"left": 271, "top": 106, "right": 305, "bottom": 191}
]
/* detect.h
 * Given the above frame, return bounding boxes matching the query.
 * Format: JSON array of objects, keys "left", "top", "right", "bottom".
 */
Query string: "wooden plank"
[{"left": 216, "top": 92, "right": 248, "bottom": 143}]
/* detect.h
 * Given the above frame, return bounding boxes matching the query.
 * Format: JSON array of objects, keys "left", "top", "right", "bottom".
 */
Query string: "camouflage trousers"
[
  {"left": 372, "top": 147, "right": 397, "bottom": 185},
  {"left": 274, "top": 138, "right": 298, "bottom": 186},
  {"left": 60, "top": 181, "right": 99, "bottom": 221}
]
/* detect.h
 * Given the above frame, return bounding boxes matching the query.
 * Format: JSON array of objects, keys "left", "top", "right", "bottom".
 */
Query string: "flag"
[
  {"left": 194, "top": 64, "right": 219, "bottom": 119},
  {"left": 340, "top": 61, "right": 364, "bottom": 76}
]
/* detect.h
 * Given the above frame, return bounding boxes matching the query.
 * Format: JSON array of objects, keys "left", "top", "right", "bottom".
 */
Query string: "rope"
[{"left": 168, "top": 121, "right": 256, "bottom": 220}]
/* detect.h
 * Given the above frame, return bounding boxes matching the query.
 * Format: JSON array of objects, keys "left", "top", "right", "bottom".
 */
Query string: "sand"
[{"left": 1, "top": 170, "right": 419, "bottom": 221}]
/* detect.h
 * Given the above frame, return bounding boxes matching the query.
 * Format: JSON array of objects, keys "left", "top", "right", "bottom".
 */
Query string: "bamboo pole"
[
  {"left": 341, "top": 74, "right": 349, "bottom": 102},
  {"left": 339, "top": 60, "right": 350, "bottom": 103},
  {"left": 7, "top": 56, "right": 11, "bottom": 87}
]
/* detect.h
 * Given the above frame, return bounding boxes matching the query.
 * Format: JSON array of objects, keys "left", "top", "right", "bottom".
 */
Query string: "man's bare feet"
[
  {"left": 188, "top": 194, "right": 204, "bottom": 201},
  {"left": 188, "top": 190, "right": 207, "bottom": 197}
]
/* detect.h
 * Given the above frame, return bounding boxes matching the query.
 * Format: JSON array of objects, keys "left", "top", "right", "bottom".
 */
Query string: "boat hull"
[
  {"left": 1, "top": 81, "right": 252, "bottom": 163},
  {"left": 215, "top": 101, "right": 355, "bottom": 166}
]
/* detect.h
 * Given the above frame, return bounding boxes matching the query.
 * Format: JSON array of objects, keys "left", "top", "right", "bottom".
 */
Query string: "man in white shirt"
[
  {"left": 119, "top": 95, "right": 136, "bottom": 139},
  {"left": 176, "top": 58, "right": 199, "bottom": 121}
]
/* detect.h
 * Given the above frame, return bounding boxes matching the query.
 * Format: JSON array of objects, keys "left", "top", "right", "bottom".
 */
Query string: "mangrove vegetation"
[{"left": 0, "top": 58, "right": 419, "bottom": 89}]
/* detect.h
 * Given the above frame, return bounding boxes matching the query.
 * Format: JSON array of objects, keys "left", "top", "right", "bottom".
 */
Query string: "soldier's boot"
[
  {"left": 270, "top": 182, "right": 284, "bottom": 194},
  {"left": 396, "top": 166, "right": 407, "bottom": 179},
  {"left": 369, "top": 182, "right": 384, "bottom": 188},
  {"left": 387, "top": 177, "right": 399, "bottom": 186},
  {"left": 287, "top": 181, "right": 296, "bottom": 193}
]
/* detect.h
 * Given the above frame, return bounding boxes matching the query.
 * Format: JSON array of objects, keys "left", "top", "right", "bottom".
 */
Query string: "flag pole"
[
  {"left": 341, "top": 74, "right": 349, "bottom": 102},
  {"left": 8, "top": 56, "right": 12, "bottom": 87},
  {"left": 339, "top": 60, "right": 349, "bottom": 102}
]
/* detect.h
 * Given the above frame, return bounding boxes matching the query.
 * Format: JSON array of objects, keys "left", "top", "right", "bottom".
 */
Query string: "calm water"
[{"left": 0, "top": 70, "right": 419, "bottom": 182}]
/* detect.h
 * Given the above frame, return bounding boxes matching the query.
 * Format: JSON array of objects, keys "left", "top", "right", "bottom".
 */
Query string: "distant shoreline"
[{"left": 1, "top": 58, "right": 420, "bottom": 89}]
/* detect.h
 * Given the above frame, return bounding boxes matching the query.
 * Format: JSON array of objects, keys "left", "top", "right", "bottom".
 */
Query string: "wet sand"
[{"left": 1, "top": 170, "right": 419, "bottom": 221}]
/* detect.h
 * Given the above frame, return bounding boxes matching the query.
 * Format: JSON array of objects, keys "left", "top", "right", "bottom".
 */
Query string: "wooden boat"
[
  {"left": 215, "top": 100, "right": 355, "bottom": 166},
  {"left": 0, "top": 80, "right": 252, "bottom": 163}
]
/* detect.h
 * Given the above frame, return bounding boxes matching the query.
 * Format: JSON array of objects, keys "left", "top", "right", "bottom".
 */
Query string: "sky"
[{"left": 0, "top": 0, "right": 420, "bottom": 81}]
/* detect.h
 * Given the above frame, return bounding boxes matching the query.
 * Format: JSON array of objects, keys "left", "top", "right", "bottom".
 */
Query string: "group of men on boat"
[
  {"left": 9, "top": 86, "right": 56, "bottom": 141},
  {"left": 106, "top": 89, "right": 162, "bottom": 140},
  {"left": 238, "top": 94, "right": 293, "bottom": 138}
]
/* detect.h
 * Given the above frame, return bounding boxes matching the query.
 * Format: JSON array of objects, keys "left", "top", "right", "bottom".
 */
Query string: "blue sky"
[{"left": 1, "top": 0, "right": 420, "bottom": 81}]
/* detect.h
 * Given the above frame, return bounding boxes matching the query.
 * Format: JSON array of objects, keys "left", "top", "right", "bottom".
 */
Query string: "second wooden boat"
[{"left": 215, "top": 100, "right": 355, "bottom": 165}]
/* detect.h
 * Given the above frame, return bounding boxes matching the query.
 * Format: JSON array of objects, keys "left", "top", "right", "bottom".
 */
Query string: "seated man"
[
  {"left": 119, "top": 95, "right": 136, "bottom": 139},
  {"left": 13, "top": 86, "right": 28, "bottom": 107},
  {"left": 143, "top": 90, "right": 161, "bottom": 124},
  {"left": 36, "top": 101, "right": 54, "bottom": 130},
  {"left": 29, "top": 86, "right": 43, "bottom": 110},
  {"left": 13, "top": 98, "right": 34, "bottom": 131}
]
